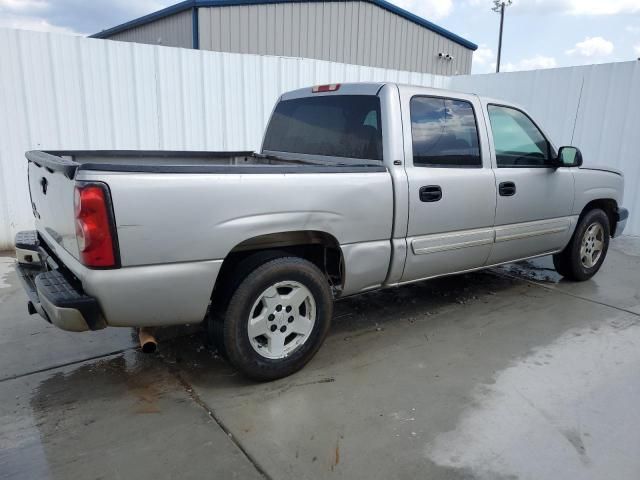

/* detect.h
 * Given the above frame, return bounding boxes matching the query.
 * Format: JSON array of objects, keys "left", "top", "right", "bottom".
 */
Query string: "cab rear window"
[{"left": 263, "top": 95, "right": 383, "bottom": 161}]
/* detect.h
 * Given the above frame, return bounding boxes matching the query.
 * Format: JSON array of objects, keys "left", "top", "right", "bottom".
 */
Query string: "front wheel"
[
  {"left": 553, "top": 208, "right": 610, "bottom": 281},
  {"left": 219, "top": 256, "right": 333, "bottom": 381}
]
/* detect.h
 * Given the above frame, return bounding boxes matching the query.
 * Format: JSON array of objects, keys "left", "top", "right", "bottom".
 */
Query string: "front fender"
[{"left": 572, "top": 169, "right": 624, "bottom": 215}]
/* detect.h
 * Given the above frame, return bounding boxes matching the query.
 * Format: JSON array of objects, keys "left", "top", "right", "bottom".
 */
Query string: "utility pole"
[{"left": 492, "top": 0, "right": 512, "bottom": 73}]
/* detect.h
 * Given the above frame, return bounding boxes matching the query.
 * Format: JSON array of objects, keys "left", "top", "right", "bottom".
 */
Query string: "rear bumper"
[
  {"left": 19, "top": 229, "right": 223, "bottom": 329},
  {"left": 614, "top": 207, "right": 629, "bottom": 237},
  {"left": 15, "top": 231, "right": 105, "bottom": 332}
]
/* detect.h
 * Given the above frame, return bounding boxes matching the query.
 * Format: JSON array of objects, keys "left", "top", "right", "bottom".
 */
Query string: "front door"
[
  {"left": 484, "top": 103, "right": 575, "bottom": 265},
  {"left": 400, "top": 89, "right": 497, "bottom": 283}
]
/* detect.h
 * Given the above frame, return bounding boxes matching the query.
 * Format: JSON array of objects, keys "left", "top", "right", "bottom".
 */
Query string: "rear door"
[
  {"left": 400, "top": 88, "right": 496, "bottom": 282},
  {"left": 484, "top": 103, "right": 575, "bottom": 264}
]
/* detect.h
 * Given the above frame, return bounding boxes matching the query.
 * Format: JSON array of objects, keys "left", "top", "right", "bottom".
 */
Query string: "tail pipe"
[{"left": 138, "top": 327, "right": 158, "bottom": 353}]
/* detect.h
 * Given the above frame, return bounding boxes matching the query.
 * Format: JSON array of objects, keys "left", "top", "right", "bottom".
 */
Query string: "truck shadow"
[{"left": 155, "top": 267, "right": 533, "bottom": 387}]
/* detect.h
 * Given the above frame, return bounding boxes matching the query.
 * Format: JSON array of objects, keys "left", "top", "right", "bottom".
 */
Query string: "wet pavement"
[{"left": 1, "top": 237, "right": 639, "bottom": 480}]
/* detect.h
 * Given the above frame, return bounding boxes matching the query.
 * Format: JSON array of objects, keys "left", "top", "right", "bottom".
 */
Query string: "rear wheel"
[
  {"left": 553, "top": 208, "right": 610, "bottom": 281},
  {"left": 214, "top": 256, "right": 333, "bottom": 381}
]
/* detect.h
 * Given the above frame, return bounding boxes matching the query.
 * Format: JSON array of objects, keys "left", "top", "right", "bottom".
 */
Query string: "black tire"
[
  {"left": 553, "top": 208, "right": 610, "bottom": 281},
  {"left": 208, "top": 250, "right": 286, "bottom": 360},
  {"left": 219, "top": 256, "right": 333, "bottom": 381}
]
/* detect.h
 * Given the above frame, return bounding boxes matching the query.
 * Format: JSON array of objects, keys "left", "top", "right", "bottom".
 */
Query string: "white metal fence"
[{"left": 0, "top": 27, "right": 638, "bottom": 249}]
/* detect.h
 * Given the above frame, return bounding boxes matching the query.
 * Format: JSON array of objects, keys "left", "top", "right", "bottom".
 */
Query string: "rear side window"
[
  {"left": 410, "top": 96, "right": 481, "bottom": 168},
  {"left": 263, "top": 95, "right": 383, "bottom": 161}
]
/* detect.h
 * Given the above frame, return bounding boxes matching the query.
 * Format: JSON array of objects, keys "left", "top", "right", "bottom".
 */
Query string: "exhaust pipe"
[{"left": 138, "top": 327, "right": 158, "bottom": 353}]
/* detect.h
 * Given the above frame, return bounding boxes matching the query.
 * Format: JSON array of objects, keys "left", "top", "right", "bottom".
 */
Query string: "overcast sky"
[{"left": 1, "top": 0, "right": 639, "bottom": 73}]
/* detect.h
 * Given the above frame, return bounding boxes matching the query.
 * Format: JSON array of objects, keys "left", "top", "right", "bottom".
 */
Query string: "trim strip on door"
[
  {"left": 494, "top": 217, "right": 572, "bottom": 243},
  {"left": 412, "top": 228, "right": 494, "bottom": 255},
  {"left": 411, "top": 216, "right": 575, "bottom": 255}
]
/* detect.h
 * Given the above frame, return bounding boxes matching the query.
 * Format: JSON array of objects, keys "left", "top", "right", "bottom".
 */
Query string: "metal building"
[{"left": 91, "top": 0, "right": 477, "bottom": 75}]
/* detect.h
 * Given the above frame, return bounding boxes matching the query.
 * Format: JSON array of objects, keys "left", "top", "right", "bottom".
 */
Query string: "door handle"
[
  {"left": 499, "top": 181, "right": 516, "bottom": 197},
  {"left": 419, "top": 185, "right": 442, "bottom": 202}
]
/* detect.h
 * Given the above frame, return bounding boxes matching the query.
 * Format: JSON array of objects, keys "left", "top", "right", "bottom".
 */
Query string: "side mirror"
[{"left": 557, "top": 146, "right": 583, "bottom": 167}]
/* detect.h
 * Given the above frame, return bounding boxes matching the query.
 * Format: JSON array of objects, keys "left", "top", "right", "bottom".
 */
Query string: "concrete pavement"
[{"left": 1, "top": 237, "right": 639, "bottom": 479}]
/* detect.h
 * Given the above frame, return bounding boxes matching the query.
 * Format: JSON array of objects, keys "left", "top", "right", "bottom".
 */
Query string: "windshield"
[{"left": 262, "top": 95, "right": 383, "bottom": 163}]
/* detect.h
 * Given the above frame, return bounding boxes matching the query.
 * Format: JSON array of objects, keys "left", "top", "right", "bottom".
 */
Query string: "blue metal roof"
[{"left": 90, "top": 0, "right": 477, "bottom": 51}]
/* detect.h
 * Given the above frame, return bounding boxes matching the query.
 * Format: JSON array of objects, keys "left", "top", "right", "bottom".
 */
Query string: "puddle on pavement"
[
  {"left": 1, "top": 344, "right": 269, "bottom": 480},
  {"left": 425, "top": 316, "right": 640, "bottom": 480},
  {"left": 332, "top": 270, "right": 521, "bottom": 333},
  {"left": 494, "top": 257, "right": 563, "bottom": 284},
  {"left": 1, "top": 351, "right": 186, "bottom": 480}
]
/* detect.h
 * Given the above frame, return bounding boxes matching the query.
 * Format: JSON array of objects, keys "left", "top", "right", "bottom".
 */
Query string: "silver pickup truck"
[{"left": 16, "top": 82, "right": 628, "bottom": 380}]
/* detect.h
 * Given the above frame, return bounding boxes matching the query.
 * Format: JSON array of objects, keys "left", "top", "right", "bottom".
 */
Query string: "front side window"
[
  {"left": 410, "top": 96, "right": 481, "bottom": 168},
  {"left": 488, "top": 105, "right": 551, "bottom": 167},
  {"left": 262, "top": 95, "right": 382, "bottom": 161}
]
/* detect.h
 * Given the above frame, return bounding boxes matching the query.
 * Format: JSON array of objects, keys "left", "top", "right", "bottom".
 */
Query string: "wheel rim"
[
  {"left": 580, "top": 222, "right": 605, "bottom": 269},
  {"left": 247, "top": 281, "right": 316, "bottom": 360}
]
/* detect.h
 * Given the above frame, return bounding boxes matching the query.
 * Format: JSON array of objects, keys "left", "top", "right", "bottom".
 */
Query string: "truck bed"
[
  {"left": 27, "top": 150, "right": 386, "bottom": 178},
  {"left": 27, "top": 148, "right": 390, "bottom": 264}
]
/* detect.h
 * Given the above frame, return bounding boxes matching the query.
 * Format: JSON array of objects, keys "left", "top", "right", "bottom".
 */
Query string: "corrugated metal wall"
[
  {"left": 450, "top": 61, "right": 640, "bottom": 238},
  {"left": 0, "top": 28, "right": 447, "bottom": 250},
  {"left": 105, "top": 9, "right": 193, "bottom": 48},
  {"left": 198, "top": 2, "right": 472, "bottom": 75}
]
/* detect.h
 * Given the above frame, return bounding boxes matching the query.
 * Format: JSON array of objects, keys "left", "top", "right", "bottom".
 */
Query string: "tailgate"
[{"left": 27, "top": 151, "right": 80, "bottom": 259}]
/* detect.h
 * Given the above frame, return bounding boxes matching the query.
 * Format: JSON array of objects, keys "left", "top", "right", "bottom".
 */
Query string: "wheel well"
[
  {"left": 212, "top": 231, "right": 344, "bottom": 306},
  {"left": 581, "top": 199, "right": 618, "bottom": 235}
]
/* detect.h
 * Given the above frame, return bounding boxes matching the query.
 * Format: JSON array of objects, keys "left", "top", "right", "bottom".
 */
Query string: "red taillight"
[
  {"left": 74, "top": 183, "right": 118, "bottom": 268},
  {"left": 312, "top": 83, "right": 340, "bottom": 93}
]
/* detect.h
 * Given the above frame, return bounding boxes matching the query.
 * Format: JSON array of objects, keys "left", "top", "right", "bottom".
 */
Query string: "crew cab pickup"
[{"left": 16, "top": 83, "right": 628, "bottom": 380}]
